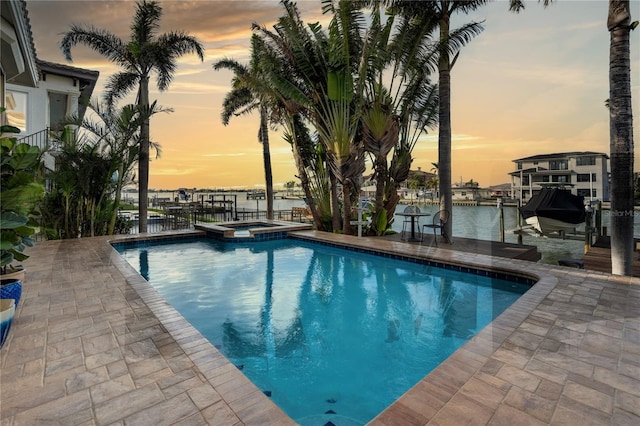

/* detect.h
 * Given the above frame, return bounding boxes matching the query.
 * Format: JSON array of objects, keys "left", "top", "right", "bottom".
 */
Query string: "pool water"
[{"left": 115, "top": 238, "right": 530, "bottom": 425}]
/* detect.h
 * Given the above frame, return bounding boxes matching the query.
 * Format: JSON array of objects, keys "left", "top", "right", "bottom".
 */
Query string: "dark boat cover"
[{"left": 520, "top": 188, "right": 585, "bottom": 224}]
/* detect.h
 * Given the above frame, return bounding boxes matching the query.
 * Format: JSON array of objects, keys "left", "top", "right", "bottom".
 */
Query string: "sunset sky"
[{"left": 26, "top": 0, "right": 639, "bottom": 190}]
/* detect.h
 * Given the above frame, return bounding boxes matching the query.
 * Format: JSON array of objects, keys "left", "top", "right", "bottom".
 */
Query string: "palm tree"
[
  {"left": 415, "top": 1, "right": 485, "bottom": 241},
  {"left": 60, "top": 0, "right": 204, "bottom": 232},
  {"left": 606, "top": 0, "right": 636, "bottom": 276},
  {"left": 252, "top": 0, "right": 353, "bottom": 232},
  {"left": 253, "top": 0, "right": 440, "bottom": 235},
  {"left": 359, "top": 4, "right": 440, "bottom": 235},
  {"left": 70, "top": 101, "right": 167, "bottom": 234},
  {"left": 214, "top": 36, "right": 276, "bottom": 220}
]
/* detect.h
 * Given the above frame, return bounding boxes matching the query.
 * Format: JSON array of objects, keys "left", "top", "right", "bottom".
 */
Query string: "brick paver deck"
[{"left": 1, "top": 230, "right": 639, "bottom": 425}]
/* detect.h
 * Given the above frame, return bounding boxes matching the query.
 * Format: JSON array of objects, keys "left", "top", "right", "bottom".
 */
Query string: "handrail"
[{"left": 17, "top": 128, "right": 50, "bottom": 152}]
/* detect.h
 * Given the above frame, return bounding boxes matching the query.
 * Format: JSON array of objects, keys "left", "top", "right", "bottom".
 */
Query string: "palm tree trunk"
[
  {"left": 330, "top": 172, "right": 341, "bottom": 232},
  {"left": 260, "top": 107, "right": 274, "bottom": 220},
  {"left": 138, "top": 77, "right": 150, "bottom": 233},
  {"left": 108, "top": 164, "right": 125, "bottom": 235},
  {"left": 438, "top": 16, "right": 453, "bottom": 242},
  {"left": 288, "top": 125, "right": 324, "bottom": 230},
  {"left": 342, "top": 178, "right": 353, "bottom": 235},
  {"left": 608, "top": 0, "right": 635, "bottom": 276},
  {"left": 372, "top": 154, "right": 388, "bottom": 234}
]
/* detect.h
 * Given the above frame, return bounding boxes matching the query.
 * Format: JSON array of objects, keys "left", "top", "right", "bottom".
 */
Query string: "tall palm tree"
[
  {"left": 214, "top": 36, "right": 276, "bottom": 220},
  {"left": 607, "top": 0, "right": 636, "bottom": 276},
  {"left": 252, "top": 0, "right": 353, "bottom": 231},
  {"left": 379, "top": 1, "right": 484, "bottom": 240},
  {"left": 60, "top": 0, "right": 204, "bottom": 232}
]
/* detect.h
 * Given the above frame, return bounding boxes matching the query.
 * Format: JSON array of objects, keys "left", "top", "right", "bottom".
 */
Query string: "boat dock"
[
  {"left": 382, "top": 233, "right": 542, "bottom": 262},
  {"left": 583, "top": 236, "right": 640, "bottom": 277}
]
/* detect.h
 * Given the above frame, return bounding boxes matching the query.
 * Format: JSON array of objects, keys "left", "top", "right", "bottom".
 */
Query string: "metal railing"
[
  {"left": 17, "top": 128, "right": 50, "bottom": 152},
  {"left": 123, "top": 207, "right": 307, "bottom": 235}
]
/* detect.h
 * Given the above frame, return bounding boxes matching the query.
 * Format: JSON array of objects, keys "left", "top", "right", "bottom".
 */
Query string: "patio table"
[{"left": 396, "top": 212, "right": 431, "bottom": 242}]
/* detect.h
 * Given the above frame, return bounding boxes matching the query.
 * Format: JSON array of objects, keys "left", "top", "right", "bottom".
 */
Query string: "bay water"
[{"left": 123, "top": 190, "right": 639, "bottom": 266}]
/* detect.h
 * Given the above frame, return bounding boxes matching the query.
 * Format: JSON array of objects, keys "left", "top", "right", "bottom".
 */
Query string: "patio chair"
[
  {"left": 401, "top": 205, "right": 422, "bottom": 241},
  {"left": 422, "top": 210, "right": 450, "bottom": 246}
]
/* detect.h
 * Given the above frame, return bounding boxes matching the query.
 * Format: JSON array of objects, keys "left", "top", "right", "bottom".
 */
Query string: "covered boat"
[{"left": 520, "top": 188, "right": 585, "bottom": 236}]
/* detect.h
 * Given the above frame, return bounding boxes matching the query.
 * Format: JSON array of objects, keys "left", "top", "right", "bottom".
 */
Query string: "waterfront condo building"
[{"left": 509, "top": 152, "right": 610, "bottom": 202}]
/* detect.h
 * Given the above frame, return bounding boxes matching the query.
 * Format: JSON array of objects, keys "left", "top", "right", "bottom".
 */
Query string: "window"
[
  {"left": 549, "top": 159, "right": 568, "bottom": 170},
  {"left": 578, "top": 189, "right": 597, "bottom": 198},
  {"left": 49, "top": 92, "right": 69, "bottom": 131},
  {"left": 533, "top": 161, "right": 538, "bottom": 165},
  {"left": 522, "top": 176, "right": 530, "bottom": 186},
  {"left": 552, "top": 175, "right": 569, "bottom": 183},
  {"left": 5, "top": 90, "right": 27, "bottom": 132},
  {"left": 542, "top": 175, "right": 550, "bottom": 182},
  {"left": 517, "top": 162, "right": 523, "bottom": 170},
  {"left": 576, "top": 156, "right": 596, "bottom": 166},
  {"left": 577, "top": 173, "right": 598, "bottom": 182}
]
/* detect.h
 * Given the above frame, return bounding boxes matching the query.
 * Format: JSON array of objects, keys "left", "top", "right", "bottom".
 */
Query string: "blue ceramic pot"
[
  {"left": 0, "top": 298, "right": 16, "bottom": 349},
  {"left": 0, "top": 279, "right": 22, "bottom": 308}
]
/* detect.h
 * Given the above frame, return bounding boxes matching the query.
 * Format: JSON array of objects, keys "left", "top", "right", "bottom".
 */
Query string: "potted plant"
[
  {"left": 0, "top": 116, "right": 45, "bottom": 282},
  {"left": 0, "top": 298, "right": 16, "bottom": 349}
]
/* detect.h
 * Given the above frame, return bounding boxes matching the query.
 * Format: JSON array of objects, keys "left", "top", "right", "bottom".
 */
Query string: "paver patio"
[{"left": 1, "top": 230, "right": 639, "bottom": 425}]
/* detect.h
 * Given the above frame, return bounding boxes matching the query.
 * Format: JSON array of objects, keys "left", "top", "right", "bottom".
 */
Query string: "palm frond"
[
  {"left": 104, "top": 72, "right": 140, "bottom": 105},
  {"left": 60, "top": 25, "right": 128, "bottom": 66},
  {"left": 131, "top": 0, "right": 162, "bottom": 44},
  {"left": 446, "top": 21, "right": 485, "bottom": 55}
]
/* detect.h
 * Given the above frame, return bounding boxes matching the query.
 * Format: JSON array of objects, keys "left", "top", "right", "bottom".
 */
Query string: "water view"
[{"left": 123, "top": 190, "right": 640, "bottom": 266}]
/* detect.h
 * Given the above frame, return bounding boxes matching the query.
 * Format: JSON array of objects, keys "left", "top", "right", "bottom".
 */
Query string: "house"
[
  {"left": 2, "top": 0, "right": 99, "bottom": 171},
  {"left": 489, "top": 183, "right": 514, "bottom": 199},
  {"left": 451, "top": 184, "right": 491, "bottom": 201},
  {"left": 509, "top": 152, "right": 610, "bottom": 202}
]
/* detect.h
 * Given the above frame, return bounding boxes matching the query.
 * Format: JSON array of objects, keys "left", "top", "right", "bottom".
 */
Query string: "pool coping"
[
  {"left": 105, "top": 230, "right": 569, "bottom": 423},
  {"left": 195, "top": 219, "right": 312, "bottom": 241},
  {"left": 4, "top": 229, "right": 639, "bottom": 424}
]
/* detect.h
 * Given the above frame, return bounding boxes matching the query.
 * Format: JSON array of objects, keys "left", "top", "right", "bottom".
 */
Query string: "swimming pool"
[{"left": 114, "top": 237, "right": 531, "bottom": 425}]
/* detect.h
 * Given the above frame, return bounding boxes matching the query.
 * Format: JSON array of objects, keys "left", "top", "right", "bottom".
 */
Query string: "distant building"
[
  {"left": 451, "top": 184, "right": 491, "bottom": 201},
  {"left": 509, "top": 152, "right": 609, "bottom": 202},
  {"left": 489, "top": 183, "right": 514, "bottom": 199}
]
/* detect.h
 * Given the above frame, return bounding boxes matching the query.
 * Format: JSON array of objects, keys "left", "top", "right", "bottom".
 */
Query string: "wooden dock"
[
  {"left": 583, "top": 236, "right": 640, "bottom": 277},
  {"left": 382, "top": 233, "right": 542, "bottom": 262}
]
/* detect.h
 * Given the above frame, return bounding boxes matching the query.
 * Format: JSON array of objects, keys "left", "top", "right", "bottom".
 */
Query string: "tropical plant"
[
  {"left": 357, "top": 3, "right": 440, "bottom": 235},
  {"left": 383, "top": 0, "right": 485, "bottom": 241},
  {"left": 250, "top": 3, "right": 333, "bottom": 231},
  {"left": 252, "top": 0, "right": 441, "bottom": 235},
  {"left": 41, "top": 101, "right": 161, "bottom": 239},
  {"left": 60, "top": 0, "right": 204, "bottom": 233},
  {"left": 42, "top": 136, "right": 115, "bottom": 238},
  {"left": 214, "top": 35, "right": 277, "bottom": 219},
  {"left": 0, "top": 122, "right": 45, "bottom": 273}
]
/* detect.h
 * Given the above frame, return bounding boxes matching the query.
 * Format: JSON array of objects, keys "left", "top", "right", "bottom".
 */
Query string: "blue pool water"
[{"left": 115, "top": 237, "right": 530, "bottom": 425}]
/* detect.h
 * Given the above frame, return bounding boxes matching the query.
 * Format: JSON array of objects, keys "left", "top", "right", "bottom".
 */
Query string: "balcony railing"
[{"left": 17, "top": 128, "right": 50, "bottom": 152}]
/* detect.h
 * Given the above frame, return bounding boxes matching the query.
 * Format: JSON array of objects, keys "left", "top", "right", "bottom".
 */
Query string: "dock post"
[
  {"left": 585, "top": 202, "right": 593, "bottom": 254},
  {"left": 596, "top": 205, "right": 601, "bottom": 238},
  {"left": 497, "top": 198, "right": 505, "bottom": 243},
  {"left": 516, "top": 198, "right": 523, "bottom": 244}
]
